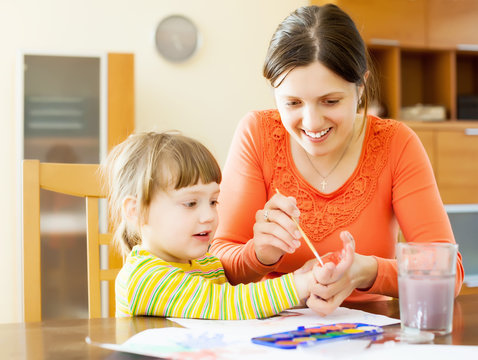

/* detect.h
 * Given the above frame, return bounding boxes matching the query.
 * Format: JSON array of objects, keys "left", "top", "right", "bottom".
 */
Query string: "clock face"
[{"left": 155, "top": 15, "right": 199, "bottom": 63}]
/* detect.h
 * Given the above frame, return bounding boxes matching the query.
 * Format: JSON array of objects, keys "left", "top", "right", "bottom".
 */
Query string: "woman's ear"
[
  {"left": 122, "top": 196, "right": 139, "bottom": 223},
  {"left": 358, "top": 71, "right": 370, "bottom": 100},
  {"left": 363, "top": 70, "right": 370, "bottom": 83}
]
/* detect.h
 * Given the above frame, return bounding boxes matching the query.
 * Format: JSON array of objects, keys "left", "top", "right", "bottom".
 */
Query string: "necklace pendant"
[{"left": 320, "top": 179, "right": 327, "bottom": 191}]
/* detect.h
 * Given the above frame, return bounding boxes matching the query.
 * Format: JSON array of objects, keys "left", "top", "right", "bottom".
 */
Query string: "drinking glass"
[{"left": 396, "top": 242, "right": 458, "bottom": 337}]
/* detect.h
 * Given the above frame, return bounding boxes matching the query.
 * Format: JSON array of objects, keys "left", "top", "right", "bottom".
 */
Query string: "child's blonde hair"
[{"left": 101, "top": 131, "right": 222, "bottom": 256}]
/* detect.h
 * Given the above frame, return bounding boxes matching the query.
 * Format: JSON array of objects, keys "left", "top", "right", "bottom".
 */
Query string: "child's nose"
[{"left": 200, "top": 205, "right": 217, "bottom": 223}]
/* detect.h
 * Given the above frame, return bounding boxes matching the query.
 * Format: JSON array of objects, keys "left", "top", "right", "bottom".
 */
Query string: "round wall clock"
[{"left": 155, "top": 15, "right": 200, "bottom": 63}]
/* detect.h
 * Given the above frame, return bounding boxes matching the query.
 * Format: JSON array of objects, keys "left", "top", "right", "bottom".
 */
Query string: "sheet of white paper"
[
  {"left": 87, "top": 307, "right": 401, "bottom": 360},
  {"left": 88, "top": 330, "right": 478, "bottom": 360},
  {"left": 170, "top": 306, "right": 400, "bottom": 340},
  {"left": 87, "top": 327, "right": 374, "bottom": 360}
]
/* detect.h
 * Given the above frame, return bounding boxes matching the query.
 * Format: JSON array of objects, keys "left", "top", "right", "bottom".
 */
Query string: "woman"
[{"left": 210, "top": 4, "right": 463, "bottom": 315}]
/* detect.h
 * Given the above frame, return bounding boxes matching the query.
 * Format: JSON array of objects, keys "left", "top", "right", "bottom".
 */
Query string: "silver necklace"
[{"left": 304, "top": 129, "right": 354, "bottom": 191}]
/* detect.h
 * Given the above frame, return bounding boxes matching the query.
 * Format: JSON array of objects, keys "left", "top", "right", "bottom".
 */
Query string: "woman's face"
[{"left": 273, "top": 61, "right": 362, "bottom": 157}]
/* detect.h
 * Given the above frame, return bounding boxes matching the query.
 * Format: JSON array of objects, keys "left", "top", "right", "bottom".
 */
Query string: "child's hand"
[
  {"left": 293, "top": 259, "right": 320, "bottom": 302},
  {"left": 306, "top": 231, "right": 377, "bottom": 316},
  {"left": 294, "top": 258, "right": 318, "bottom": 274}
]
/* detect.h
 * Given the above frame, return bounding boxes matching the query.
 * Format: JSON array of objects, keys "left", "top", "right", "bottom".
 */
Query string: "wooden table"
[{"left": 1, "top": 293, "right": 477, "bottom": 359}]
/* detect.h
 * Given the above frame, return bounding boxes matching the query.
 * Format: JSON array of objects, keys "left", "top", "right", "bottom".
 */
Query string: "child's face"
[{"left": 140, "top": 180, "right": 220, "bottom": 263}]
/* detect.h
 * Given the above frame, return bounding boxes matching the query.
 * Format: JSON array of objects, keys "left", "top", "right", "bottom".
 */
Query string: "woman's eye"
[{"left": 323, "top": 99, "right": 340, "bottom": 105}]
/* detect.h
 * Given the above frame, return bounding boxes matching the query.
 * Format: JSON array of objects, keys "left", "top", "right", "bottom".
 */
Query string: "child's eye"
[
  {"left": 285, "top": 100, "right": 301, "bottom": 107},
  {"left": 210, "top": 200, "right": 219, "bottom": 207},
  {"left": 183, "top": 201, "right": 197, "bottom": 208}
]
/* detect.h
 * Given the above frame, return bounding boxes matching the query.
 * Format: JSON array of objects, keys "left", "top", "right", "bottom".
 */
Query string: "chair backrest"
[{"left": 22, "top": 159, "right": 121, "bottom": 322}]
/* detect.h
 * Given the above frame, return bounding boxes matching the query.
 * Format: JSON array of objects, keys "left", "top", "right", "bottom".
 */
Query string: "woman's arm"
[
  {"left": 389, "top": 123, "right": 464, "bottom": 296},
  {"left": 210, "top": 112, "right": 301, "bottom": 284}
]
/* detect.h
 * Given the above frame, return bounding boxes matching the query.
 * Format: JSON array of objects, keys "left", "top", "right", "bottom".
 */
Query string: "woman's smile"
[{"left": 303, "top": 127, "right": 332, "bottom": 142}]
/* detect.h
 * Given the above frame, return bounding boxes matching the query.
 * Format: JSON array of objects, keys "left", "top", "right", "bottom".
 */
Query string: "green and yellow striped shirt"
[{"left": 115, "top": 246, "right": 300, "bottom": 319}]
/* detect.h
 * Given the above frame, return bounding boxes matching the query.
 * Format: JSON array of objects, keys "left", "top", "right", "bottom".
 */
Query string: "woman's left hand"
[{"left": 306, "top": 231, "right": 378, "bottom": 316}]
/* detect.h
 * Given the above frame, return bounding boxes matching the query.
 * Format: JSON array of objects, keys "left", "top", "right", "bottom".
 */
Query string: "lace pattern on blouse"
[{"left": 260, "top": 110, "right": 399, "bottom": 243}]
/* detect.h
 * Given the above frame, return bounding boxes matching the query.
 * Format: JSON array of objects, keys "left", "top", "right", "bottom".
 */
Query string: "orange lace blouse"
[{"left": 210, "top": 110, "right": 464, "bottom": 301}]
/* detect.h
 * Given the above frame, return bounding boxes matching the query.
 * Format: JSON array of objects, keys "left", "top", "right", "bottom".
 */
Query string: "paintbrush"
[{"left": 275, "top": 189, "right": 324, "bottom": 266}]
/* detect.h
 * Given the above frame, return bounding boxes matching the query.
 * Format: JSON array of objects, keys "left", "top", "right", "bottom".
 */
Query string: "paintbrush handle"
[
  {"left": 291, "top": 217, "right": 324, "bottom": 266},
  {"left": 275, "top": 189, "right": 324, "bottom": 266}
]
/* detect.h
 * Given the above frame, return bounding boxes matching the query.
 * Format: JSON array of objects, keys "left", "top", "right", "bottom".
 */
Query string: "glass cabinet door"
[{"left": 23, "top": 54, "right": 104, "bottom": 320}]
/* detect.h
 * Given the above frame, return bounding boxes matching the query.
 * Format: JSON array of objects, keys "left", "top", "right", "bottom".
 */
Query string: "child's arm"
[{"left": 119, "top": 258, "right": 315, "bottom": 320}]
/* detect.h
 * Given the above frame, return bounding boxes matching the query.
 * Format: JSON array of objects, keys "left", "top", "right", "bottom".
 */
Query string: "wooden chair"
[{"left": 22, "top": 159, "right": 121, "bottom": 322}]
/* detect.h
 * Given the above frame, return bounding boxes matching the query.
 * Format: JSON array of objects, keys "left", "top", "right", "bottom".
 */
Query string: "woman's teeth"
[
  {"left": 304, "top": 128, "right": 331, "bottom": 139},
  {"left": 304, "top": 128, "right": 330, "bottom": 139}
]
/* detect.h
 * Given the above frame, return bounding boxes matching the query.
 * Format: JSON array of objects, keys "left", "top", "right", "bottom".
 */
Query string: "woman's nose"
[{"left": 302, "top": 105, "right": 322, "bottom": 129}]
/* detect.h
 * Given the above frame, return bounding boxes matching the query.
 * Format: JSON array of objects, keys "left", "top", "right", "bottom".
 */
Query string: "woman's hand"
[
  {"left": 252, "top": 192, "right": 303, "bottom": 265},
  {"left": 306, "top": 231, "right": 378, "bottom": 316}
]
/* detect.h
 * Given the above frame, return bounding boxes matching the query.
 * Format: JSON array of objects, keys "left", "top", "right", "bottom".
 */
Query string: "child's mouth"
[{"left": 193, "top": 231, "right": 211, "bottom": 241}]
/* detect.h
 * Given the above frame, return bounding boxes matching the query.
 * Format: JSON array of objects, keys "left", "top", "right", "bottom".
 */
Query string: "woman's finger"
[
  {"left": 271, "top": 191, "right": 300, "bottom": 215},
  {"left": 310, "top": 273, "right": 350, "bottom": 301},
  {"left": 254, "top": 217, "right": 300, "bottom": 251},
  {"left": 312, "top": 231, "right": 356, "bottom": 285},
  {"left": 307, "top": 281, "right": 355, "bottom": 316},
  {"left": 331, "top": 231, "right": 355, "bottom": 277}
]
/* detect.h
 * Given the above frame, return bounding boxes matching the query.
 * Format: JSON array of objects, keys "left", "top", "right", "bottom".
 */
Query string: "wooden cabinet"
[
  {"left": 365, "top": 45, "right": 478, "bottom": 122},
  {"left": 367, "top": 46, "right": 462, "bottom": 121},
  {"left": 436, "top": 128, "right": 478, "bottom": 203},
  {"left": 400, "top": 49, "right": 455, "bottom": 118},
  {"left": 428, "top": 0, "right": 478, "bottom": 49},
  {"left": 311, "top": 0, "right": 427, "bottom": 47},
  {"left": 407, "top": 122, "right": 478, "bottom": 204},
  {"left": 312, "top": 0, "right": 478, "bottom": 48}
]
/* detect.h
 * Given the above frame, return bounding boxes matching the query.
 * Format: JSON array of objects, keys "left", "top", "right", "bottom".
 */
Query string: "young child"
[{"left": 102, "top": 131, "right": 319, "bottom": 319}]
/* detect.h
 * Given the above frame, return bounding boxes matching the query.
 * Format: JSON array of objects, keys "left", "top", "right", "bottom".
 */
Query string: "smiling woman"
[{"left": 210, "top": 3, "right": 464, "bottom": 317}]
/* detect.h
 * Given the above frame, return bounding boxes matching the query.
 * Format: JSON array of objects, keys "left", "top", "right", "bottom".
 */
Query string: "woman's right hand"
[{"left": 252, "top": 192, "right": 303, "bottom": 265}]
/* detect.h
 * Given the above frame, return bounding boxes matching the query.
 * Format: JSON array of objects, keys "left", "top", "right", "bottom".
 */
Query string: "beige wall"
[{"left": 0, "top": 0, "right": 307, "bottom": 323}]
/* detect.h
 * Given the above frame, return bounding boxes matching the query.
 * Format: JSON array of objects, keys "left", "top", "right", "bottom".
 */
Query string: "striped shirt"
[{"left": 115, "top": 246, "right": 300, "bottom": 319}]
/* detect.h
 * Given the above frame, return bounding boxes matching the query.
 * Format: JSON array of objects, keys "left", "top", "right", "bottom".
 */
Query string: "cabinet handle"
[
  {"left": 464, "top": 128, "right": 478, "bottom": 136},
  {"left": 369, "top": 38, "right": 400, "bottom": 46},
  {"left": 457, "top": 44, "right": 478, "bottom": 51}
]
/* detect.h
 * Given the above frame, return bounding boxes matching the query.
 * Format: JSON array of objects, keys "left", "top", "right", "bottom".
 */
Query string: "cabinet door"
[
  {"left": 312, "top": 0, "right": 427, "bottom": 47},
  {"left": 436, "top": 128, "right": 478, "bottom": 203},
  {"left": 428, "top": 0, "right": 478, "bottom": 49},
  {"left": 21, "top": 52, "right": 134, "bottom": 320}
]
